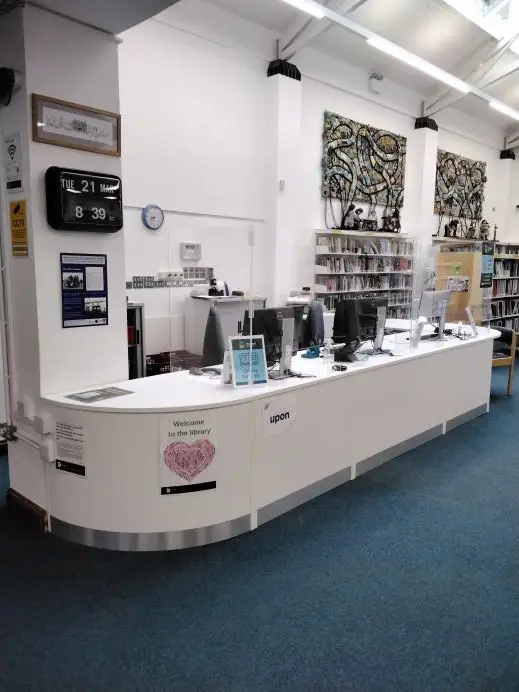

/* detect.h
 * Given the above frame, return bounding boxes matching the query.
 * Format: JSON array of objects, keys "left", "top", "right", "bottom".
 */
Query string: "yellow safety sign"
[{"left": 10, "top": 199, "right": 28, "bottom": 257}]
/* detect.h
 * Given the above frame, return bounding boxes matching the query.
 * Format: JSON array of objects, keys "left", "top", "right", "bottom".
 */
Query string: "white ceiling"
[
  {"left": 205, "top": 0, "right": 519, "bottom": 128},
  {"left": 25, "top": 0, "right": 182, "bottom": 33}
]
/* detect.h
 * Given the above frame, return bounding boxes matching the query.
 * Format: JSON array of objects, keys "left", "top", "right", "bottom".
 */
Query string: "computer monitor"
[
  {"left": 242, "top": 306, "right": 304, "bottom": 366},
  {"left": 274, "top": 305, "right": 305, "bottom": 351},
  {"left": 419, "top": 290, "right": 451, "bottom": 340},
  {"left": 333, "top": 300, "right": 360, "bottom": 344},
  {"left": 357, "top": 297, "right": 389, "bottom": 343},
  {"left": 419, "top": 290, "right": 450, "bottom": 321}
]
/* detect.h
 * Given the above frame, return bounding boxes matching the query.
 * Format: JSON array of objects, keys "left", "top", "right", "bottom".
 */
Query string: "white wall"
[
  {"left": 23, "top": 5, "right": 128, "bottom": 394},
  {"left": 119, "top": 3, "right": 271, "bottom": 352},
  {"left": 0, "top": 8, "right": 30, "bottom": 417},
  {"left": 119, "top": 0, "right": 515, "bottom": 348}
]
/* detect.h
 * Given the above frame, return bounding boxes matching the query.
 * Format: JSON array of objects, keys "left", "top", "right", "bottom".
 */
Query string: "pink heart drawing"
[{"left": 163, "top": 439, "right": 216, "bottom": 482}]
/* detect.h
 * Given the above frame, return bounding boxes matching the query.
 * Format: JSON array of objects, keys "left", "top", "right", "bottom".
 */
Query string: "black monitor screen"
[
  {"left": 333, "top": 300, "right": 361, "bottom": 346},
  {"left": 357, "top": 297, "right": 389, "bottom": 341},
  {"left": 242, "top": 306, "right": 304, "bottom": 365}
]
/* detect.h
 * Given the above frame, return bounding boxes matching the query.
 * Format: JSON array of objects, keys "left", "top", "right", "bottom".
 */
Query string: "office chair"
[
  {"left": 492, "top": 327, "right": 517, "bottom": 396},
  {"left": 202, "top": 306, "right": 226, "bottom": 367}
]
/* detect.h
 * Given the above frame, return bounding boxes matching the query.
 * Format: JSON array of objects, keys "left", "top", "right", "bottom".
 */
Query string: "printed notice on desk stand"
[
  {"left": 159, "top": 414, "right": 218, "bottom": 496},
  {"left": 55, "top": 421, "right": 86, "bottom": 477},
  {"left": 60, "top": 253, "right": 108, "bottom": 328},
  {"left": 229, "top": 336, "right": 268, "bottom": 387},
  {"left": 480, "top": 241, "right": 495, "bottom": 288},
  {"left": 66, "top": 387, "right": 133, "bottom": 403}
]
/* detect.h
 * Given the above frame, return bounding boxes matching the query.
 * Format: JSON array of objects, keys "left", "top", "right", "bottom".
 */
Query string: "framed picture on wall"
[{"left": 32, "top": 94, "right": 121, "bottom": 157}]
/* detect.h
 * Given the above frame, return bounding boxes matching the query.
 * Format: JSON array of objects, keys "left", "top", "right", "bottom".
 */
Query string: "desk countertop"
[{"left": 42, "top": 323, "right": 499, "bottom": 414}]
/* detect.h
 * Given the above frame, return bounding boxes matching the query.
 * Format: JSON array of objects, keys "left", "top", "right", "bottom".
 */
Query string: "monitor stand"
[
  {"left": 333, "top": 343, "right": 359, "bottom": 363},
  {"left": 269, "top": 316, "right": 295, "bottom": 380},
  {"left": 359, "top": 307, "right": 394, "bottom": 356}
]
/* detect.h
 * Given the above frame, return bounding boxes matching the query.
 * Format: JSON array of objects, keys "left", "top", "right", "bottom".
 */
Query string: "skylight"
[{"left": 442, "top": 0, "right": 516, "bottom": 45}]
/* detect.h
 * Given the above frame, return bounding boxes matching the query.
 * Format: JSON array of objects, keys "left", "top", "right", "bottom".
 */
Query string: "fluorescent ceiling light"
[
  {"left": 367, "top": 36, "right": 471, "bottom": 94},
  {"left": 489, "top": 100, "right": 519, "bottom": 120},
  {"left": 280, "top": 0, "right": 324, "bottom": 20}
]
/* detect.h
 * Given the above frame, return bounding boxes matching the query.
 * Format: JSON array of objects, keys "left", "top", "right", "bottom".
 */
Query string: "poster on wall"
[
  {"left": 9, "top": 200, "right": 28, "bottom": 257},
  {"left": 480, "top": 241, "right": 495, "bottom": 288},
  {"left": 60, "top": 253, "right": 108, "bottom": 328},
  {"left": 447, "top": 276, "right": 470, "bottom": 293},
  {"left": 434, "top": 150, "right": 486, "bottom": 221},
  {"left": 4, "top": 133, "right": 23, "bottom": 193},
  {"left": 55, "top": 421, "right": 86, "bottom": 477},
  {"left": 159, "top": 414, "right": 218, "bottom": 495},
  {"left": 321, "top": 111, "right": 407, "bottom": 228}
]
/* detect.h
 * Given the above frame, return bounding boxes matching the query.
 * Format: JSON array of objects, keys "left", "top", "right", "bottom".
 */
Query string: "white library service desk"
[{"left": 33, "top": 324, "right": 498, "bottom": 551}]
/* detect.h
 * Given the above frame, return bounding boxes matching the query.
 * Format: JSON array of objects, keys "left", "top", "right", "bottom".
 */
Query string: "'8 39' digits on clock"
[{"left": 45, "top": 166, "right": 123, "bottom": 232}]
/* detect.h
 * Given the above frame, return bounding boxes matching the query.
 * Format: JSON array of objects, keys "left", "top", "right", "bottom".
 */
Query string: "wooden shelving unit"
[
  {"left": 314, "top": 230, "right": 413, "bottom": 317},
  {"left": 432, "top": 237, "right": 519, "bottom": 327}
]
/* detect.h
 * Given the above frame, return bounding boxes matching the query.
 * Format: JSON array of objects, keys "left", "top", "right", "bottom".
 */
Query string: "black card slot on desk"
[{"left": 127, "top": 303, "right": 145, "bottom": 379}]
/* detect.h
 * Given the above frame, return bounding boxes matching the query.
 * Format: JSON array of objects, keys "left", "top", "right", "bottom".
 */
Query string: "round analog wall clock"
[{"left": 141, "top": 204, "right": 164, "bottom": 230}]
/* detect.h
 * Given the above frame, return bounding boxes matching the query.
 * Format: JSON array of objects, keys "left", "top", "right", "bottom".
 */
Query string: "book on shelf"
[
  {"left": 319, "top": 291, "right": 412, "bottom": 311},
  {"left": 494, "top": 259, "right": 519, "bottom": 278},
  {"left": 315, "top": 256, "right": 411, "bottom": 274},
  {"left": 316, "top": 274, "right": 413, "bottom": 293},
  {"left": 316, "top": 235, "right": 413, "bottom": 257},
  {"left": 492, "top": 316, "right": 519, "bottom": 330},
  {"left": 495, "top": 243, "right": 519, "bottom": 257},
  {"left": 490, "top": 298, "right": 519, "bottom": 319},
  {"left": 493, "top": 278, "right": 519, "bottom": 297}
]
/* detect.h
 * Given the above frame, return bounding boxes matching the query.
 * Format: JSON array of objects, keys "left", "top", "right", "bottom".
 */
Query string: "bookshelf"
[
  {"left": 490, "top": 241, "right": 519, "bottom": 331},
  {"left": 314, "top": 230, "right": 413, "bottom": 316},
  {"left": 433, "top": 238, "right": 519, "bottom": 329}
]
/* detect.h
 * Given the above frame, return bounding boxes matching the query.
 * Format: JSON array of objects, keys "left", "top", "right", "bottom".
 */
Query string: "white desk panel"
[{"left": 30, "top": 324, "right": 498, "bottom": 550}]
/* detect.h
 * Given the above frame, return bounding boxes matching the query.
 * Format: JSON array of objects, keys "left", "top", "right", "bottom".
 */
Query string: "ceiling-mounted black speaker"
[{"left": 0, "top": 67, "right": 18, "bottom": 107}]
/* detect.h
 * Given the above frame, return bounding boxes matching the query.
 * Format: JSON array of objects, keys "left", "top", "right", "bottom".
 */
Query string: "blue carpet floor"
[{"left": 1, "top": 370, "right": 519, "bottom": 691}]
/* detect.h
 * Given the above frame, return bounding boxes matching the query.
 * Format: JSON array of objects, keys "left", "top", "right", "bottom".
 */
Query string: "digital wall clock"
[
  {"left": 141, "top": 204, "right": 164, "bottom": 230},
  {"left": 45, "top": 166, "right": 123, "bottom": 232}
]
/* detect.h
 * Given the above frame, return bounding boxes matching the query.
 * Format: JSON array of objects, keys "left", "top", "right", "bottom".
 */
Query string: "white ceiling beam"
[
  {"left": 505, "top": 129, "right": 519, "bottom": 148},
  {"left": 482, "top": 59, "right": 519, "bottom": 88},
  {"left": 278, "top": 0, "right": 519, "bottom": 123},
  {"left": 424, "top": 31, "right": 519, "bottom": 116},
  {"left": 279, "top": 0, "right": 367, "bottom": 61},
  {"left": 424, "top": 36, "right": 503, "bottom": 110}
]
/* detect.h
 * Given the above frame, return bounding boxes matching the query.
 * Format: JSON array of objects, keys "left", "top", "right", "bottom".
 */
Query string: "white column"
[
  {"left": 401, "top": 119, "right": 439, "bottom": 306},
  {"left": 264, "top": 66, "right": 303, "bottom": 306},
  {"left": 402, "top": 119, "right": 438, "bottom": 246},
  {"left": 496, "top": 151, "right": 516, "bottom": 242},
  {"left": 0, "top": 5, "right": 126, "bottom": 507}
]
